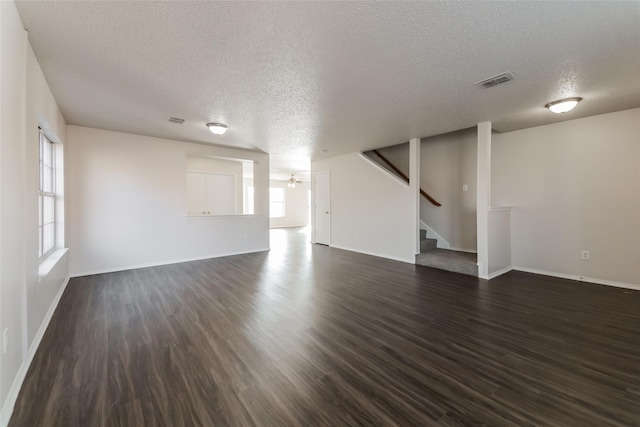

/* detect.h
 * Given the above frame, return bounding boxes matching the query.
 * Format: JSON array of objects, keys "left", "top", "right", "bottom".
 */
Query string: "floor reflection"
[{"left": 245, "top": 226, "right": 316, "bottom": 359}]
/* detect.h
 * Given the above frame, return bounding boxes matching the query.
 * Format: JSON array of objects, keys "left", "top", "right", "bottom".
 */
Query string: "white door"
[{"left": 314, "top": 171, "right": 330, "bottom": 245}]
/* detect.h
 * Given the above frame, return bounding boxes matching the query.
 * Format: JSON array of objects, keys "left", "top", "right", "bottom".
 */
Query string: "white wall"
[
  {"left": 67, "top": 126, "right": 270, "bottom": 276},
  {"left": 1, "top": 1, "right": 69, "bottom": 423},
  {"left": 243, "top": 177, "right": 254, "bottom": 214},
  {"left": 492, "top": 108, "right": 640, "bottom": 287},
  {"left": 374, "top": 128, "right": 477, "bottom": 251},
  {"left": 312, "top": 153, "right": 415, "bottom": 263},
  {"left": 422, "top": 128, "right": 477, "bottom": 251},
  {"left": 476, "top": 122, "right": 491, "bottom": 279},
  {"left": 24, "top": 41, "right": 69, "bottom": 351},
  {"left": 0, "top": 3, "right": 27, "bottom": 417},
  {"left": 488, "top": 207, "right": 512, "bottom": 277},
  {"left": 269, "top": 180, "right": 309, "bottom": 228}
]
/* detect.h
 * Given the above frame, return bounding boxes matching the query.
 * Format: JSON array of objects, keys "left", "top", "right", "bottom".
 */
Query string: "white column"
[
  {"left": 410, "top": 138, "right": 421, "bottom": 254},
  {"left": 477, "top": 122, "right": 491, "bottom": 279}
]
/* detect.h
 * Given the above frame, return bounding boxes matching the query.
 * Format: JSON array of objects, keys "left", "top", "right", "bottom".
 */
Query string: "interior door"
[{"left": 314, "top": 171, "right": 330, "bottom": 245}]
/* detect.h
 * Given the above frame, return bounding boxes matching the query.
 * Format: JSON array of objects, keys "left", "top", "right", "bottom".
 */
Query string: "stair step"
[
  {"left": 419, "top": 229, "right": 436, "bottom": 252},
  {"left": 415, "top": 249, "right": 478, "bottom": 277},
  {"left": 420, "top": 237, "right": 437, "bottom": 252}
]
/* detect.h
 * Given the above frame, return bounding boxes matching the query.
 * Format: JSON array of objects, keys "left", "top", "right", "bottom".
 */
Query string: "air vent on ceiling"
[
  {"left": 474, "top": 72, "right": 515, "bottom": 88},
  {"left": 167, "top": 116, "right": 185, "bottom": 124}
]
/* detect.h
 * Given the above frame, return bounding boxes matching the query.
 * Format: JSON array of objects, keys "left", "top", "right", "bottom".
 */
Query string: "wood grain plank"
[{"left": 9, "top": 227, "right": 640, "bottom": 426}]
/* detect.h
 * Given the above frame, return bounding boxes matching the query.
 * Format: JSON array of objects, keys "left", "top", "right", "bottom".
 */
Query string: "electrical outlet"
[
  {"left": 3, "top": 328, "right": 8, "bottom": 354},
  {"left": 354, "top": 232, "right": 359, "bottom": 239},
  {"left": 581, "top": 251, "right": 590, "bottom": 261},
  {"left": 462, "top": 184, "right": 468, "bottom": 192},
  {"left": 244, "top": 233, "right": 248, "bottom": 240}
]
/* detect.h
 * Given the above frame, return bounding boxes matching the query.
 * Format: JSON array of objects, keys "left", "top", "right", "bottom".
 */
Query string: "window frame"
[{"left": 39, "top": 129, "right": 56, "bottom": 259}]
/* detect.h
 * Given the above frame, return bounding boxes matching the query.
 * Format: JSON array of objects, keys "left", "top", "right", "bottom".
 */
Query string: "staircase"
[
  {"left": 416, "top": 230, "right": 478, "bottom": 276},
  {"left": 360, "top": 147, "right": 477, "bottom": 276}
]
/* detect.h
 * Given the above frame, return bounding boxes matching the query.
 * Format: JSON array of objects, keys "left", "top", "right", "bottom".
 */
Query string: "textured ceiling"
[{"left": 15, "top": 1, "right": 640, "bottom": 168}]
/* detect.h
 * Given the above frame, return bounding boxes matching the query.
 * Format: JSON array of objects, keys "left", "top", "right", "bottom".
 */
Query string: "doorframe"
[{"left": 312, "top": 170, "right": 330, "bottom": 245}]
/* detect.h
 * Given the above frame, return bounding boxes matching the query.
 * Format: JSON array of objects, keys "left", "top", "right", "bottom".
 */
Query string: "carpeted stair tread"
[{"left": 420, "top": 236, "right": 438, "bottom": 252}]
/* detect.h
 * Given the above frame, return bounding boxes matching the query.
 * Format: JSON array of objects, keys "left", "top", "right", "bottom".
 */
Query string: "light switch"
[{"left": 462, "top": 184, "right": 468, "bottom": 192}]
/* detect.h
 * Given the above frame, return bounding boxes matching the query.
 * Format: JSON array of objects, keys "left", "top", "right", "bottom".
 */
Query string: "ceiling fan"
[{"left": 287, "top": 174, "right": 303, "bottom": 188}]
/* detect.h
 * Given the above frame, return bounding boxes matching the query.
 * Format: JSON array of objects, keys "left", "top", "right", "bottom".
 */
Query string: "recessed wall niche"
[{"left": 186, "top": 155, "right": 255, "bottom": 216}]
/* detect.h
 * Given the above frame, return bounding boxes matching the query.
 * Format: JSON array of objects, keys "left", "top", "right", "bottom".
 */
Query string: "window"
[
  {"left": 39, "top": 131, "right": 56, "bottom": 258},
  {"left": 270, "top": 187, "right": 285, "bottom": 218}
]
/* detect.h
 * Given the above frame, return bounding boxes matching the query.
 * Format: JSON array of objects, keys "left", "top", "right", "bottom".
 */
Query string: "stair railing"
[{"left": 372, "top": 149, "right": 442, "bottom": 207}]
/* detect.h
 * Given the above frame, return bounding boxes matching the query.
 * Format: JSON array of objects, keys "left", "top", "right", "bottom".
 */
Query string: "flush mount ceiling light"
[
  {"left": 545, "top": 97, "right": 582, "bottom": 114},
  {"left": 206, "top": 122, "right": 229, "bottom": 135},
  {"left": 287, "top": 174, "right": 297, "bottom": 188}
]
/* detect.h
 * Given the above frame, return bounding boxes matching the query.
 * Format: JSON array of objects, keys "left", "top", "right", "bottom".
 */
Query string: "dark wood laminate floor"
[{"left": 9, "top": 227, "right": 640, "bottom": 426}]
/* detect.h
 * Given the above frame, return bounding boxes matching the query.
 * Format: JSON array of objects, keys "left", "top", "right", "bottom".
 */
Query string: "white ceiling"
[{"left": 15, "top": 1, "right": 640, "bottom": 170}]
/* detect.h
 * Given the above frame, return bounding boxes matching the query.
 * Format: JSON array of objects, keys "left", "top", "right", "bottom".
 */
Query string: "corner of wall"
[{"left": 0, "top": 274, "right": 70, "bottom": 426}]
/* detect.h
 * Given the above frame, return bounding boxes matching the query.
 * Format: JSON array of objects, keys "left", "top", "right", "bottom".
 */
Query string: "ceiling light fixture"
[
  {"left": 206, "top": 122, "right": 229, "bottom": 135},
  {"left": 545, "top": 97, "right": 582, "bottom": 114},
  {"left": 287, "top": 174, "right": 297, "bottom": 188}
]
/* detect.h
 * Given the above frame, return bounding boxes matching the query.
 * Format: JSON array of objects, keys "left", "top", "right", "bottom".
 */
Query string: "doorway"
[{"left": 314, "top": 171, "right": 330, "bottom": 245}]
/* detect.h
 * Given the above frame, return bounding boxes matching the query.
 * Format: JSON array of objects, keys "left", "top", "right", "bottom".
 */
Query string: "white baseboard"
[
  {"left": 488, "top": 266, "right": 513, "bottom": 280},
  {"left": 330, "top": 244, "right": 415, "bottom": 264},
  {"left": 0, "top": 275, "right": 70, "bottom": 427},
  {"left": 70, "top": 248, "right": 270, "bottom": 278},
  {"left": 513, "top": 267, "right": 640, "bottom": 291}
]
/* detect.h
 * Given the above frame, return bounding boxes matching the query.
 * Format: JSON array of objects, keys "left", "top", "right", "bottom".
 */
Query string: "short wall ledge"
[
  {"left": 38, "top": 248, "right": 69, "bottom": 279},
  {"left": 489, "top": 205, "right": 513, "bottom": 212}
]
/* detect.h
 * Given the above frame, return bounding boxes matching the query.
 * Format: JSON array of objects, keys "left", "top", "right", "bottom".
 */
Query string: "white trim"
[
  {"left": 409, "top": 139, "right": 421, "bottom": 255},
  {"left": 476, "top": 262, "right": 489, "bottom": 279},
  {"left": 476, "top": 121, "right": 492, "bottom": 280},
  {"left": 186, "top": 168, "right": 238, "bottom": 175},
  {"left": 38, "top": 131, "right": 57, "bottom": 259},
  {"left": 489, "top": 205, "right": 513, "bottom": 212},
  {"left": 0, "top": 275, "right": 70, "bottom": 427},
  {"left": 183, "top": 213, "right": 263, "bottom": 218},
  {"left": 330, "top": 244, "right": 414, "bottom": 264},
  {"left": 419, "top": 220, "right": 450, "bottom": 249},
  {"left": 513, "top": 267, "right": 640, "bottom": 291},
  {"left": 488, "top": 266, "right": 513, "bottom": 279},
  {"left": 69, "top": 248, "right": 270, "bottom": 278},
  {"left": 357, "top": 152, "right": 409, "bottom": 188},
  {"left": 38, "top": 248, "right": 69, "bottom": 278}
]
